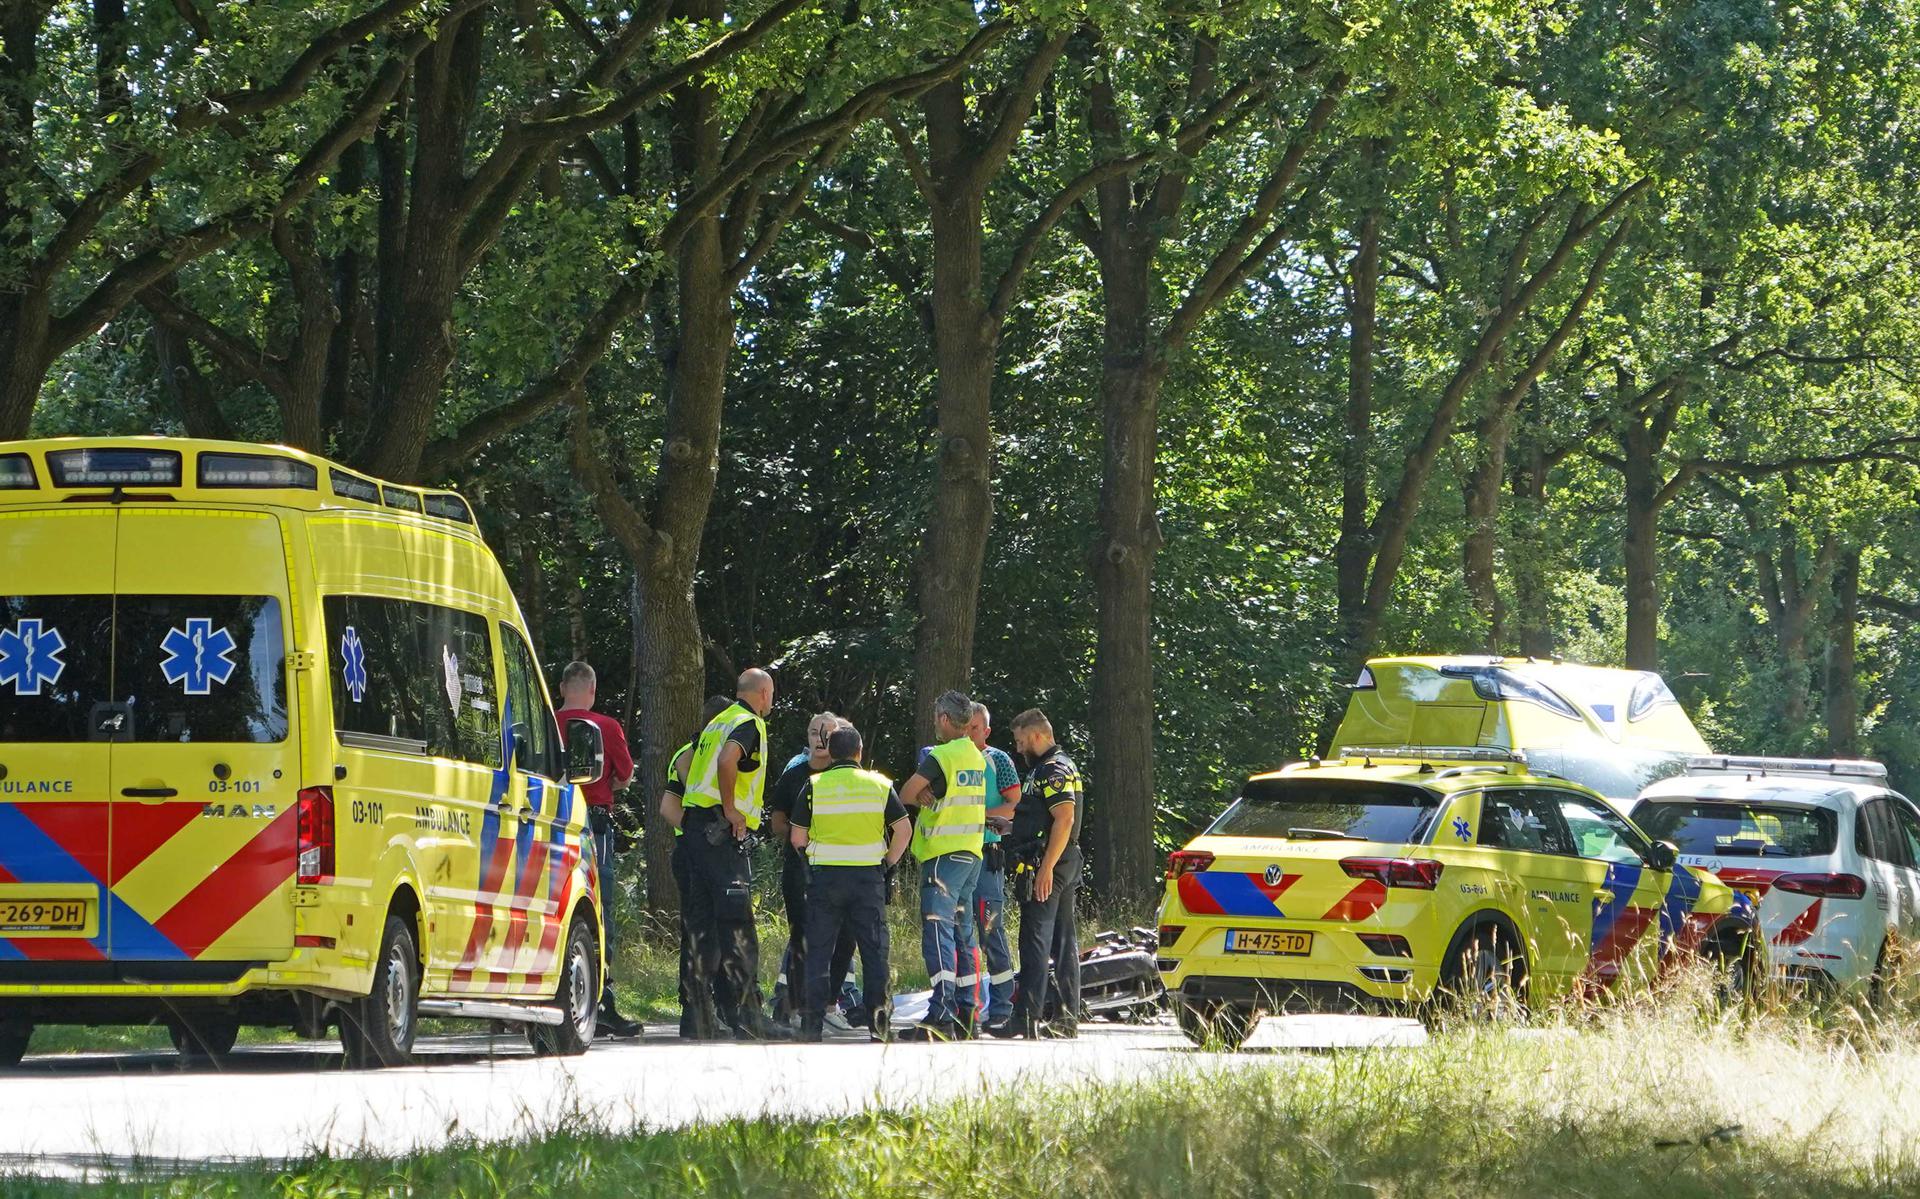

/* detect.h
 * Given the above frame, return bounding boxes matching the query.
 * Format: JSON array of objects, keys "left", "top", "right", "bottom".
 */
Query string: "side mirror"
[
  {"left": 1645, "top": 840, "right": 1677, "bottom": 871},
  {"left": 566, "top": 717, "right": 605, "bottom": 787},
  {"left": 510, "top": 722, "right": 534, "bottom": 770}
]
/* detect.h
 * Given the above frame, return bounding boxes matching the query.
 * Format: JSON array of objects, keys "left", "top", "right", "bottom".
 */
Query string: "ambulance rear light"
[
  {"left": 0, "top": 454, "right": 35, "bottom": 489},
  {"left": 46, "top": 447, "right": 182, "bottom": 487},
  {"left": 1340, "top": 857, "right": 1444, "bottom": 889},
  {"left": 1159, "top": 924, "right": 1186, "bottom": 946},
  {"left": 1166, "top": 850, "right": 1215, "bottom": 879},
  {"left": 1773, "top": 872, "right": 1865, "bottom": 899},
  {"left": 198, "top": 451, "right": 317, "bottom": 489},
  {"left": 297, "top": 786, "right": 335, "bottom": 884}
]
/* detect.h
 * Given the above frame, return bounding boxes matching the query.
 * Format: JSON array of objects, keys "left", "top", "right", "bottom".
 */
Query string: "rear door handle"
[
  {"left": 1594, "top": 890, "right": 1615, "bottom": 903},
  {"left": 121, "top": 786, "right": 178, "bottom": 799}
]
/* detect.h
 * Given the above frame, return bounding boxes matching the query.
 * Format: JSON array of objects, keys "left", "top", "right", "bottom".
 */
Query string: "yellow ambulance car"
[{"left": 0, "top": 438, "right": 606, "bottom": 1066}]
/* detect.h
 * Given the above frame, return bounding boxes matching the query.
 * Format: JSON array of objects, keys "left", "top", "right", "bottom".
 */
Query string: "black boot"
[
  {"left": 898, "top": 1018, "right": 964, "bottom": 1042},
  {"left": 599, "top": 990, "right": 642, "bottom": 1039},
  {"left": 797, "top": 1014, "right": 825, "bottom": 1043}
]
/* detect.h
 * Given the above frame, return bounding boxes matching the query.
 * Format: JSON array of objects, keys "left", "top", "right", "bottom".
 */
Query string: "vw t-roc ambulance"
[{"left": 0, "top": 438, "right": 606, "bottom": 1066}]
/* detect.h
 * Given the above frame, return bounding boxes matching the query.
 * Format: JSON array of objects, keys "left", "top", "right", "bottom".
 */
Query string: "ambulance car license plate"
[
  {"left": 1226, "top": 928, "right": 1312, "bottom": 956},
  {"left": 0, "top": 899, "right": 89, "bottom": 933}
]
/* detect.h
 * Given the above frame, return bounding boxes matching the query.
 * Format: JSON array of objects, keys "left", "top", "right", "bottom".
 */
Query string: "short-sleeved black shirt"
[
  {"left": 727, "top": 717, "right": 762, "bottom": 772},
  {"left": 791, "top": 762, "right": 907, "bottom": 829},
  {"left": 766, "top": 753, "right": 818, "bottom": 860},
  {"left": 1012, "top": 745, "right": 1082, "bottom": 845}
]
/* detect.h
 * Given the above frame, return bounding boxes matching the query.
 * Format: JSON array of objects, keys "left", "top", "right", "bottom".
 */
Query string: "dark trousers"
[
  {"left": 803, "top": 865, "right": 889, "bottom": 1021},
  {"left": 1012, "top": 844, "right": 1082, "bottom": 1029},
  {"left": 778, "top": 852, "right": 856, "bottom": 1014},
  {"left": 589, "top": 807, "right": 619, "bottom": 1004},
  {"left": 673, "top": 835, "right": 737, "bottom": 1036},
  {"left": 680, "top": 808, "right": 763, "bottom": 1034}
]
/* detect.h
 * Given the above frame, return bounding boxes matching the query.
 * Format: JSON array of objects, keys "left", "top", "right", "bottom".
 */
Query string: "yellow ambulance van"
[{"left": 0, "top": 438, "right": 606, "bottom": 1066}]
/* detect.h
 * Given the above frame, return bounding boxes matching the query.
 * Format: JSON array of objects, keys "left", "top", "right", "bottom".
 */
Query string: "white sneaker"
[{"left": 823, "top": 1006, "right": 854, "bottom": 1032}]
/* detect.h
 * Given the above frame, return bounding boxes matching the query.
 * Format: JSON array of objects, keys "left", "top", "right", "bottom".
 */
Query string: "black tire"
[
  {"left": 530, "top": 913, "right": 598, "bottom": 1056},
  {"left": 341, "top": 914, "right": 420, "bottom": 1069},
  {"left": 1709, "top": 928, "right": 1761, "bottom": 1008},
  {"left": 0, "top": 1021, "right": 31, "bottom": 1067},
  {"left": 1429, "top": 922, "right": 1527, "bottom": 1028},
  {"left": 1175, "top": 1000, "right": 1257, "bottom": 1050},
  {"left": 168, "top": 1014, "right": 241, "bottom": 1060}
]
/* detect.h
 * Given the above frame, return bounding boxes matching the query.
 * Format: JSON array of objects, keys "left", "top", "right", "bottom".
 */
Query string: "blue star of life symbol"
[
  {"left": 340, "top": 626, "right": 369, "bottom": 703},
  {"left": 159, "top": 618, "right": 238, "bottom": 695},
  {"left": 1452, "top": 816, "right": 1472, "bottom": 842},
  {"left": 0, "top": 618, "right": 67, "bottom": 696}
]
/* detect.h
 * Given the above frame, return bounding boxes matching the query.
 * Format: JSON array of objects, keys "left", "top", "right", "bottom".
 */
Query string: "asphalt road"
[{"left": 0, "top": 1014, "right": 1426, "bottom": 1181}]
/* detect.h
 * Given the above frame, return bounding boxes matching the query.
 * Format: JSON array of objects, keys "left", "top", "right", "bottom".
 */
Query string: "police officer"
[
  {"left": 897, "top": 689, "right": 988, "bottom": 1041},
  {"left": 968, "top": 702, "right": 1024, "bottom": 1032},
  {"left": 679, "top": 669, "right": 788, "bottom": 1040},
  {"left": 991, "top": 708, "right": 1083, "bottom": 1040},
  {"left": 663, "top": 694, "right": 733, "bottom": 1040},
  {"left": 788, "top": 726, "right": 910, "bottom": 1042},
  {"left": 766, "top": 712, "right": 862, "bottom": 1027}
]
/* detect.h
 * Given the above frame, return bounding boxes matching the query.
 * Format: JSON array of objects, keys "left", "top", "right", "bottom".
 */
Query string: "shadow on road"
[{"left": 2, "top": 1035, "right": 538, "bottom": 1078}]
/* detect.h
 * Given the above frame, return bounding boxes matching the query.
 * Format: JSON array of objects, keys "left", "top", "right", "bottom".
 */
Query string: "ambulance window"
[
  {"left": 323, "top": 596, "right": 500, "bottom": 767},
  {"left": 115, "top": 596, "right": 289, "bottom": 743},
  {"left": 0, "top": 596, "right": 115, "bottom": 742},
  {"left": 501, "top": 627, "right": 559, "bottom": 779}
]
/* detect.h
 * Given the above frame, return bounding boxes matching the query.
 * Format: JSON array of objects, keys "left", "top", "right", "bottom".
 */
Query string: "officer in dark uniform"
[
  {"left": 765, "top": 711, "right": 858, "bottom": 1025},
  {"left": 677, "top": 668, "right": 788, "bottom": 1040},
  {"left": 788, "top": 725, "right": 911, "bottom": 1042},
  {"left": 663, "top": 694, "right": 732, "bottom": 1039},
  {"left": 991, "top": 708, "right": 1084, "bottom": 1039}
]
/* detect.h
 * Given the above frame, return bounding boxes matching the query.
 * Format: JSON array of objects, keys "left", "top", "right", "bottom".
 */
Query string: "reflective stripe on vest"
[
  {"left": 911, "top": 737, "right": 986, "bottom": 862},
  {"left": 685, "top": 703, "right": 768, "bottom": 829},
  {"left": 806, "top": 767, "right": 892, "bottom": 868},
  {"left": 668, "top": 740, "right": 691, "bottom": 839}
]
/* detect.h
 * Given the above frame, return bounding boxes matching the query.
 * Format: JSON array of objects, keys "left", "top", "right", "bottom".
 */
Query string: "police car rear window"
[
  {"left": 0, "top": 595, "right": 287, "bottom": 743},
  {"left": 1208, "top": 778, "right": 1441, "bottom": 843},
  {"left": 1635, "top": 800, "right": 1837, "bottom": 859}
]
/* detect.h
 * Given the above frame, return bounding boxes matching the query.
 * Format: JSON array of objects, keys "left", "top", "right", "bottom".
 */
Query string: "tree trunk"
[
  {"left": 1826, "top": 546, "right": 1860, "bottom": 757},
  {"left": 1509, "top": 449, "right": 1555, "bottom": 658},
  {"left": 1088, "top": 238, "right": 1162, "bottom": 906},
  {"left": 365, "top": 12, "right": 486, "bottom": 481},
  {"left": 0, "top": 3, "right": 47, "bottom": 437},
  {"left": 1462, "top": 403, "right": 1517, "bottom": 652},
  {"left": 908, "top": 82, "right": 998, "bottom": 748},
  {"left": 1620, "top": 415, "right": 1661, "bottom": 671},
  {"left": 1333, "top": 201, "right": 1380, "bottom": 678}
]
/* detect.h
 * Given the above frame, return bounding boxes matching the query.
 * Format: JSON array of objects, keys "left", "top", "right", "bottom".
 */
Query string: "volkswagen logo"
[{"left": 1264, "top": 864, "right": 1285, "bottom": 887}]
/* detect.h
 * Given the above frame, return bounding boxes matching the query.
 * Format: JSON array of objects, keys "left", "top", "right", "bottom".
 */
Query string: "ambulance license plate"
[
  {"left": 0, "top": 899, "right": 89, "bottom": 933},
  {"left": 1226, "top": 928, "right": 1312, "bottom": 956}
]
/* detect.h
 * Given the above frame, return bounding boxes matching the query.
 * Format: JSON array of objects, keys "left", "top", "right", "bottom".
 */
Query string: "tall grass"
[{"left": 14, "top": 964, "right": 1920, "bottom": 1198}]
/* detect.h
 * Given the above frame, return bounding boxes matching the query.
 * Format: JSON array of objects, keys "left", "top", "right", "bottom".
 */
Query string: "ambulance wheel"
[
  {"left": 1430, "top": 921, "right": 1527, "bottom": 1026},
  {"left": 168, "top": 1014, "right": 240, "bottom": 1060},
  {"left": 342, "top": 915, "right": 419, "bottom": 1068},
  {"left": 1175, "top": 1000, "right": 1256, "bottom": 1050},
  {"left": 0, "top": 1021, "right": 30, "bottom": 1066},
  {"left": 530, "top": 913, "right": 598, "bottom": 1057}
]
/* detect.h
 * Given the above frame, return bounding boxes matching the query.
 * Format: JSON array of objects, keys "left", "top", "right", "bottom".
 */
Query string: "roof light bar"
[
  {"left": 0, "top": 453, "right": 35, "bottom": 490},
  {"left": 1686, "top": 755, "right": 1888, "bottom": 781},
  {"left": 46, "top": 447, "right": 182, "bottom": 488},
  {"left": 382, "top": 485, "right": 423, "bottom": 513},
  {"left": 1336, "top": 744, "right": 1527, "bottom": 765},
  {"left": 329, "top": 469, "right": 380, "bottom": 502},
  {"left": 198, "top": 451, "right": 318, "bottom": 489},
  {"left": 423, "top": 492, "right": 473, "bottom": 523}
]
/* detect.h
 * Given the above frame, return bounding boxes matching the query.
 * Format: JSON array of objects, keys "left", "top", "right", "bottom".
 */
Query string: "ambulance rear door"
[{"left": 106, "top": 509, "right": 300, "bottom": 963}]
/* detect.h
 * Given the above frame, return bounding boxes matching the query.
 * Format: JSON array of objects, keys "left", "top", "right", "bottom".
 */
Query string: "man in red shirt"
[{"left": 556, "top": 661, "right": 641, "bottom": 1038}]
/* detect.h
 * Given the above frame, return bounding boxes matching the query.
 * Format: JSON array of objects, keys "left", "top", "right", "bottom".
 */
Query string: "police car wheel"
[
  {"left": 0, "top": 1021, "right": 30, "bottom": 1067},
  {"left": 343, "top": 915, "right": 419, "bottom": 1068},
  {"left": 531, "top": 914, "right": 597, "bottom": 1057},
  {"left": 168, "top": 1015, "right": 240, "bottom": 1060}
]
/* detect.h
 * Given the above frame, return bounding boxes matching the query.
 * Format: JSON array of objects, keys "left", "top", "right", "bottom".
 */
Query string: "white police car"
[{"left": 1632, "top": 756, "right": 1920, "bottom": 992}]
